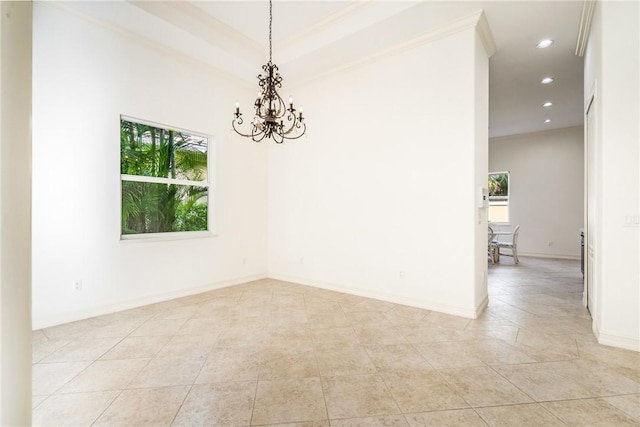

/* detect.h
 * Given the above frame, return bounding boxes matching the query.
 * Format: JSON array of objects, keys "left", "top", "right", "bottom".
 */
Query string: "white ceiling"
[{"left": 58, "top": 0, "right": 585, "bottom": 138}]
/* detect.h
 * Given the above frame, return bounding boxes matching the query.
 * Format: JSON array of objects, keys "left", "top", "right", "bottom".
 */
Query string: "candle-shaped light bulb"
[
  {"left": 299, "top": 106, "right": 304, "bottom": 120},
  {"left": 235, "top": 100, "right": 240, "bottom": 114},
  {"left": 289, "top": 96, "right": 294, "bottom": 109}
]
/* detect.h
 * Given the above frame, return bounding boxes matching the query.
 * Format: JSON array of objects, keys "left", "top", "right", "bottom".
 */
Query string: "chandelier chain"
[{"left": 269, "top": 0, "right": 273, "bottom": 62}]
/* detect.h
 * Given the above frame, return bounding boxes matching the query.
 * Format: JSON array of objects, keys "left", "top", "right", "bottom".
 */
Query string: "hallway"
[
  {"left": 487, "top": 257, "right": 590, "bottom": 336},
  {"left": 31, "top": 257, "right": 640, "bottom": 425}
]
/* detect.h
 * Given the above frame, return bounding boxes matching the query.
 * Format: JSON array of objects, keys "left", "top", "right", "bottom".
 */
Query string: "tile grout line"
[
  {"left": 249, "top": 286, "right": 268, "bottom": 426},
  {"left": 165, "top": 304, "right": 211, "bottom": 426},
  {"left": 89, "top": 390, "right": 124, "bottom": 427}
]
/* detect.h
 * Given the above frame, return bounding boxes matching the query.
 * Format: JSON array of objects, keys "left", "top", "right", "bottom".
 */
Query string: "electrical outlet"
[
  {"left": 73, "top": 280, "right": 83, "bottom": 292},
  {"left": 399, "top": 270, "right": 405, "bottom": 279}
]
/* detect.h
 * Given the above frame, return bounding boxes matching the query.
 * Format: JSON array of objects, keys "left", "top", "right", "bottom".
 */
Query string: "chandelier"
[{"left": 232, "top": 0, "right": 306, "bottom": 143}]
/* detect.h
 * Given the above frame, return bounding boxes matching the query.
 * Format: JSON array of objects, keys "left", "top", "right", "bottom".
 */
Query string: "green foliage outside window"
[
  {"left": 120, "top": 118, "right": 209, "bottom": 235},
  {"left": 488, "top": 172, "right": 509, "bottom": 198}
]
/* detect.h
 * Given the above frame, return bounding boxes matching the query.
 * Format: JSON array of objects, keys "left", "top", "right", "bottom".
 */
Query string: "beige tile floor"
[{"left": 32, "top": 257, "right": 640, "bottom": 426}]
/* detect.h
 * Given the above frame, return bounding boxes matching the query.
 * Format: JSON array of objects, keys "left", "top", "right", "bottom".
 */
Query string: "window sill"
[{"left": 120, "top": 230, "right": 218, "bottom": 243}]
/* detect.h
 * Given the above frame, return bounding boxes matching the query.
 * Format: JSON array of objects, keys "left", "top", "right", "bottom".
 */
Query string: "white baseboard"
[
  {"left": 593, "top": 322, "right": 640, "bottom": 352},
  {"left": 475, "top": 293, "right": 489, "bottom": 318},
  {"left": 34, "top": 272, "right": 490, "bottom": 330},
  {"left": 268, "top": 273, "right": 482, "bottom": 319},
  {"left": 32, "top": 273, "right": 268, "bottom": 330},
  {"left": 518, "top": 252, "right": 580, "bottom": 261},
  {"left": 34, "top": 271, "right": 638, "bottom": 354}
]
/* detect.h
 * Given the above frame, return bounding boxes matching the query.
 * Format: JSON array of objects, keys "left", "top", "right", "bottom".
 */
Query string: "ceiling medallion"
[{"left": 232, "top": 0, "right": 306, "bottom": 143}]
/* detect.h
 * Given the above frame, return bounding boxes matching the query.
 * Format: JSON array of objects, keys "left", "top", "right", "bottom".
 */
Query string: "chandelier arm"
[
  {"left": 280, "top": 114, "right": 297, "bottom": 135},
  {"left": 250, "top": 128, "right": 266, "bottom": 142},
  {"left": 277, "top": 114, "right": 306, "bottom": 140},
  {"left": 272, "top": 129, "right": 285, "bottom": 144},
  {"left": 282, "top": 122, "right": 307, "bottom": 140},
  {"left": 252, "top": 132, "right": 267, "bottom": 143},
  {"left": 273, "top": 91, "right": 286, "bottom": 117},
  {"left": 232, "top": 119, "right": 255, "bottom": 138},
  {"left": 232, "top": 117, "right": 269, "bottom": 142},
  {"left": 251, "top": 121, "right": 268, "bottom": 141}
]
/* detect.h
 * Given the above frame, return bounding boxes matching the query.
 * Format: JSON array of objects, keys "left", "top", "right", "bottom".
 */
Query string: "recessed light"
[
  {"left": 544, "top": 119, "right": 552, "bottom": 123},
  {"left": 541, "top": 77, "right": 554, "bottom": 84},
  {"left": 543, "top": 102, "right": 553, "bottom": 107},
  {"left": 537, "top": 39, "right": 554, "bottom": 49}
]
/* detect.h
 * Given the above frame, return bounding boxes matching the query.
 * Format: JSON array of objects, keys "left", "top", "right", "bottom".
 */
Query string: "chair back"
[
  {"left": 512, "top": 225, "right": 520, "bottom": 243},
  {"left": 488, "top": 226, "right": 494, "bottom": 244}
]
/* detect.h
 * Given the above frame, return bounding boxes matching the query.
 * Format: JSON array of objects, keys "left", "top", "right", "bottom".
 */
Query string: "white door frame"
[{"left": 584, "top": 84, "right": 598, "bottom": 318}]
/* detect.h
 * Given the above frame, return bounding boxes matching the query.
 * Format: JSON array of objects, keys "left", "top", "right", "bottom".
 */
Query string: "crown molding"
[
  {"left": 476, "top": 10, "right": 496, "bottom": 57},
  {"left": 489, "top": 125, "right": 584, "bottom": 142},
  {"left": 277, "top": 0, "right": 372, "bottom": 50},
  {"left": 42, "top": 2, "right": 254, "bottom": 89},
  {"left": 291, "top": 9, "right": 492, "bottom": 89},
  {"left": 575, "top": 0, "right": 596, "bottom": 56},
  {"left": 274, "top": 1, "right": 419, "bottom": 66},
  {"left": 129, "top": 1, "right": 264, "bottom": 63},
  {"left": 42, "top": 2, "right": 497, "bottom": 91}
]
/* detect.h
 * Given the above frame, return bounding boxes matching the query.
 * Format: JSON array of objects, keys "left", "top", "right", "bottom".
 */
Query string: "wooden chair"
[
  {"left": 488, "top": 226, "right": 497, "bottom": 264},
  {"left": 494, "top": 225, "right": 520, "bottom": 264}
]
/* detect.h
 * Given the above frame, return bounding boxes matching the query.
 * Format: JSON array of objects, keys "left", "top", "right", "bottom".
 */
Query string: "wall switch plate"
[{"left": 624, "top": 214, "right": 640, "bottom": 227}]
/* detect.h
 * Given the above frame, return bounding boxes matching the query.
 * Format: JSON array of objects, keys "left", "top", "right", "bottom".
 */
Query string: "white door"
[{"left": 585, "top": 95, "right": 597, "bottom": 316}]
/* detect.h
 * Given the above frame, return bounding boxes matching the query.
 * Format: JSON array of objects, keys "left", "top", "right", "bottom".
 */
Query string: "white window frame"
[
  {"left": 119, "top": 115, "right": 215, "bottom": 241},
  {"left": 488, "top": 171, "right": 510, "bottom": 224}
]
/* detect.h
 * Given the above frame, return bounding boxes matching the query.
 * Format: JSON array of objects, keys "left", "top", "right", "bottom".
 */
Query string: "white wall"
[
  {"left": 584, "top": 1, "right": 639, "bottom": 351},
  {"left": 473, "top": 32, "right": 490, "bottom": 310},
  {"left": 267, "top": 23, "right": 491, "bottom": 318},
  {"left": 32, "top": 3, "right": 269, "bottom": 328},
  {"left": 489, "top": 126, "right": 584, "bottom": 259},
  {"left": 1, "top": 2, "right": 32, "bottom": 423}
]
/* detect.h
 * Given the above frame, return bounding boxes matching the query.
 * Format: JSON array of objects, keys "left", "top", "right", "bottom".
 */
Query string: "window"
[
  {"left": 488, "top": 171, "right": 509, "bottom": 223},
  {"left": 120, "top": 116, "right": 210, "bottom": 238}
]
